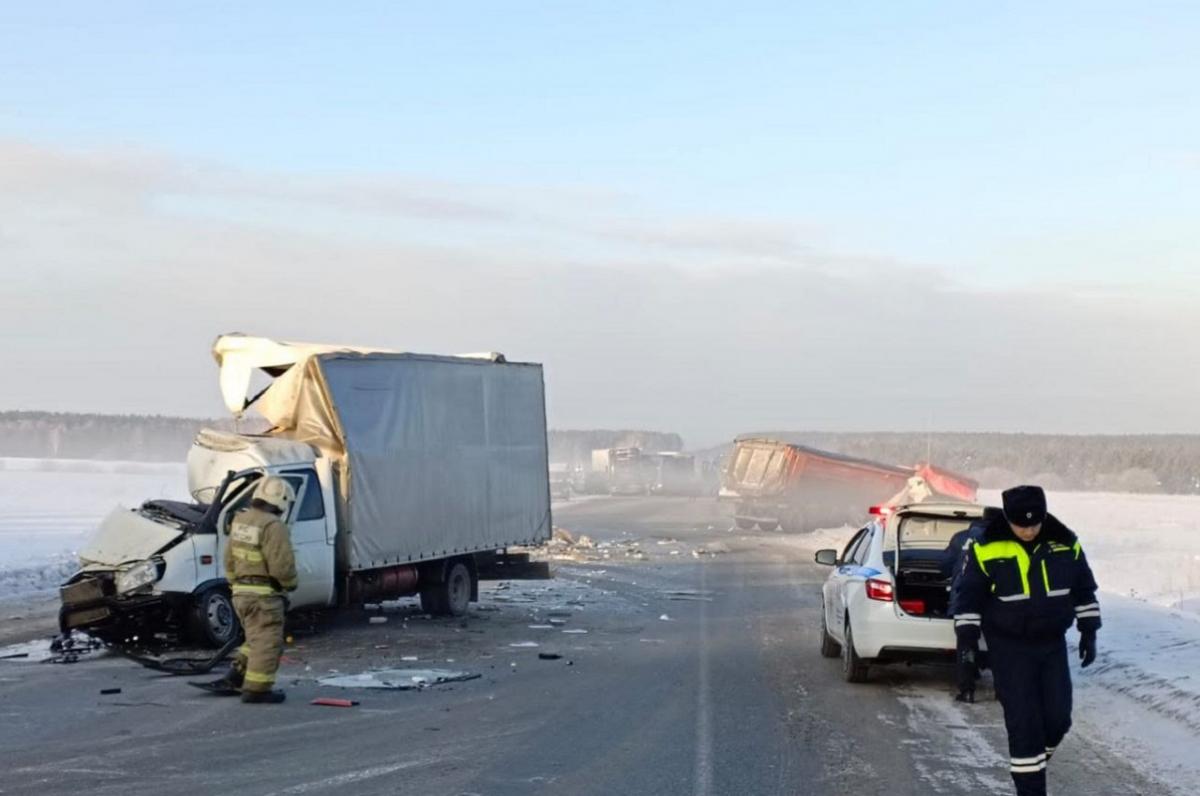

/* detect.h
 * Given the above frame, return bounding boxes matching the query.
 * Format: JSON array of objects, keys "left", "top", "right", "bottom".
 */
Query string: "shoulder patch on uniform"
[{"left": 230, "top": 521, "right": 261, "bottom": 546}]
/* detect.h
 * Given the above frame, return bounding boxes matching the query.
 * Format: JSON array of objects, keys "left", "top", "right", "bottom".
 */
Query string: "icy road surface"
[{"left": 1, "top": 493, "right": 1196, "bottom": 795}]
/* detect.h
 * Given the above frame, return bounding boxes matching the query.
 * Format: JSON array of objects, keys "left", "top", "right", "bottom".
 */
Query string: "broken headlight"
[{"left": 115, "top": 559, "right": 162, "bottom": 595}]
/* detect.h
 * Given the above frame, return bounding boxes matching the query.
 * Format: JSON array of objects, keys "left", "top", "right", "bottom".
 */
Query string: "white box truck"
[{"left": 59, "top": 334, "right": 552, "bottom": 646}]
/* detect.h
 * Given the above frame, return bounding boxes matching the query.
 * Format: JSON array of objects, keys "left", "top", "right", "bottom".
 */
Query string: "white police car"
[{"left": 814, "top": 501, "right": 986, "bottom": 682}]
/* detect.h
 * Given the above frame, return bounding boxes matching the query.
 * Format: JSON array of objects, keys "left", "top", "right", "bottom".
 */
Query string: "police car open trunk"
[{"left": 885, "top": 509, "right": 978, "bottom": 619}]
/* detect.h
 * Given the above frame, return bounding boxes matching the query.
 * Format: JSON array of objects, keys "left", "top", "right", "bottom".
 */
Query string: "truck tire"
[
  {"left": 842, "top": 621, "right": 870, "bottom": 683},
  {"left": 758, "top": 519, "right": 780, "bottom": 532},
  {"left": 420, "top": 560, "right": 474, "bottom": 617},
  {"left": 819, "top": 603, "right": 841, "bottom": 658},
  {"left": 190, "top": 585, "right": 239, "bottom": 648},
  {"left": 733, "top": 517, "right": 755, "bottom": 530}
]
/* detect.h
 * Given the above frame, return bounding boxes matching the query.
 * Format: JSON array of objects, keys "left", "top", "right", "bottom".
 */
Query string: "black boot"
[{"left": 241, "top": 689, "right": 286, "bottom": 704}]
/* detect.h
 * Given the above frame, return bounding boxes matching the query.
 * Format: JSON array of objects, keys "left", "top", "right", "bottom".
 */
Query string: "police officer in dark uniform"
[{"left": 949, "top": 486, "right": 1101, "bottom": 796}]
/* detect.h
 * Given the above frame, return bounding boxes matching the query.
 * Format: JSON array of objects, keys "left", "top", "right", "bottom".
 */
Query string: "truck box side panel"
[{"left": 317, "top": 355, "right": 550, "bottom": 571}]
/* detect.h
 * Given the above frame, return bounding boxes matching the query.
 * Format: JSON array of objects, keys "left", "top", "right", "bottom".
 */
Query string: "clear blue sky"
[
  {"left": 2, "top": 3, "right": 1198, "bottom": 439},
  {"left": 4, "top": 2, "right": 1198, "bottom": 287}
]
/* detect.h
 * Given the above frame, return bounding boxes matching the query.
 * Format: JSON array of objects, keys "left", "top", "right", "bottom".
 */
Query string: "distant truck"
[
  {"left": 59, "top": 334, "right": 552, "bottom": 647},
  {"left": 548, "top": 462, "right": 572, "bottom": 500},
  {"left": 608, "top": 447, "right": 650, "bottom": 495},
  {"left": 585, "top": 446, "right": 652, "bottom": 495},
  {"left": 722, "top": 438, "right": 977, "bottom": 533},
  {"left": 649, "top": 452, "right": 699, "bottom": 496}
]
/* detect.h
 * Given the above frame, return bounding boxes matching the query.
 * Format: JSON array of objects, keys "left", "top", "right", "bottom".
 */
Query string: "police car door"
[
  {"left": 831, "top": 527, "right": 871, "bottom": 630},
  {"left": 280, "top": 469, "right": 336, "bottom": 609}
]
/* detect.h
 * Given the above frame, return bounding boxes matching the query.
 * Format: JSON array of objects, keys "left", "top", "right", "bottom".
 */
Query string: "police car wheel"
[
  {"left": 842, "top": 621, "right": 869, "bottom": 683},
  {"left": 819, "top": 604, "right": 841, "bottom": 658}
]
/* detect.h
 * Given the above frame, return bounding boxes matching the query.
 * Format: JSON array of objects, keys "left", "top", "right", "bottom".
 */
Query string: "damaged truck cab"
[
  {"left": 61, "top": 434, "right": 340, "bottom": 646},
  {"left": 60, "top": 334, "right": 553, "bottom": 646}
]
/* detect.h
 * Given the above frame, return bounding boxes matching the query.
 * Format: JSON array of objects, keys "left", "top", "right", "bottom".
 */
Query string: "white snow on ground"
[
  {"left": 0, "top": 458, "right": 185, "bottom": 598},
  {"left": 803, "top": 489, "right": 1200, "bottom": 794}
]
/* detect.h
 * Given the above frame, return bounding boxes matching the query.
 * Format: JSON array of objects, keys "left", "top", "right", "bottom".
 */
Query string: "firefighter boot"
[{"left": 241, "top": 689, "right": 286, "bottom": 704}]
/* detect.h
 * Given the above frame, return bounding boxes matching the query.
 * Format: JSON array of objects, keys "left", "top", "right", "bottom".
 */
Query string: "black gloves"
[
  {"left": 1079, "top": 631, "right": 1097, "bottom": 668},
  {"left": 955, "top": 643, "right": 978, "bottom": 703}
]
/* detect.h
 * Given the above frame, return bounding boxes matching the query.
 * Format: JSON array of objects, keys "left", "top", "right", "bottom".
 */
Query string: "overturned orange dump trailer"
[{"left": 721, "top": 438, "right": 977, "bottom": 532}]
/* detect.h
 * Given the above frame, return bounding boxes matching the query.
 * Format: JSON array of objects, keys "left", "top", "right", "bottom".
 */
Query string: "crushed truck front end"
[{"left": 59, "top": 501, "right": 207, "bottom": 644}]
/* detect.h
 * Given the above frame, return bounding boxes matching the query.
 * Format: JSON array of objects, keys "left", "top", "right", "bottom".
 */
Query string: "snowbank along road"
[{"left": 1, "top": 492, "right": 1197, "bottom": 795}]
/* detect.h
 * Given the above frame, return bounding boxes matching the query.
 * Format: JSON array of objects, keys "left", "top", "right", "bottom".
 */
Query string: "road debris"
[
  {"left": 317, "top": 668, "right": 481, "bottom": 690},
  {"left": 509, "top": 641, "right": 539, "bottom": 648},
  {"left": 538, "top": 652, "right": 563, "bottom": 660},
  {"left": 311, "top": 697, "right": 359, "bottom": 707},
  {"left": 561, "top": 629, "right": 588, "bottom": 634},
  {"left": 368, "top": 616, "right": 388, "bottom": 625},
  {"left": 100, "top": 687, "right": 122, "bottom": 695},
  {"left": 659, "top": 614, "right": 673, "bottom": 621},
  {"left": 542, "top": 527, "right": 647, "bottom": 562},
  {"left": 664, "top": 590, "right": 715, "bottom": 602},
  {"left": 0, "top": 652, "right": 30, "bottom": 660},
  {"left": 47, "top": 634, "right": 106, "bottom": 664}
]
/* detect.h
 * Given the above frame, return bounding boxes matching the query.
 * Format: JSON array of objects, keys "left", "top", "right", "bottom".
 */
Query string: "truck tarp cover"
[{"left": 219, "top": 339, "right": 551, "bottom": 571}]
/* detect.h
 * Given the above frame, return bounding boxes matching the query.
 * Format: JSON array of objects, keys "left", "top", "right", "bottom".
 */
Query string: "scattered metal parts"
[
  {"left": 47, "top": 633, "right": 106, "bottom": 664},
  {"left": 317, "top": 668, "right": 480, "bottom": 690},
  {"left": 113, "top": 634, "right": 241, "bottom": 675}
]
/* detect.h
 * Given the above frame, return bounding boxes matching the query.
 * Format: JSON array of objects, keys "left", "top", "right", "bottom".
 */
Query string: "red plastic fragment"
[{"left": 311, "top": 697, "right": 358, "bottom": 707}]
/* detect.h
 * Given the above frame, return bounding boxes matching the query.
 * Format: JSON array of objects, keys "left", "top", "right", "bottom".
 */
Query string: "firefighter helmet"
[{"left": 254, "top": 476, "right": 295, "bottom": 516}]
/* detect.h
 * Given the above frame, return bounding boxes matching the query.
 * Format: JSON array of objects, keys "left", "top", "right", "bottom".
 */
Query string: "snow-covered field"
[
  {"left": 0, "top": 458, "right": 185, "bottom": 598},
  {"left": 804, "top": 488, "right": 1200, "bottom": 794}
]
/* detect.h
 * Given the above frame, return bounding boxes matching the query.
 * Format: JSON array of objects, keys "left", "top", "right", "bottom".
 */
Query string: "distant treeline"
[
  {"left": 695, "top": 432, "right": 1200, "bottom": 495},
  {"left": 549, "top": 430, "right": 683, "bottom": 466},
  {"left": 4, "top": 413, "right": 1196, "bottom": 494},
  {"left": 0, "top": 412, "right": 684, "bottom": 468},
  {"left": 0, "top": 411, "right": 234, "bottom": 462}
]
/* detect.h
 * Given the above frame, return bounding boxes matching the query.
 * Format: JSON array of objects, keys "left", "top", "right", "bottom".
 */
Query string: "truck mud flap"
[{"left": 475, "top": 551, "right": 551, "bottom": 580}]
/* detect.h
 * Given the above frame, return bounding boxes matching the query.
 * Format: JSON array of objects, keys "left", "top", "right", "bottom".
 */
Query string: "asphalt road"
[{"left": 0, "top": 497, "right": 1163, "bottom": 795}]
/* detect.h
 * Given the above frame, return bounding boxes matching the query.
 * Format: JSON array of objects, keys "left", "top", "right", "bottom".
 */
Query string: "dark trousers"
[{"left": 986, "top": 634, "right": 1073, "bottom": 796}]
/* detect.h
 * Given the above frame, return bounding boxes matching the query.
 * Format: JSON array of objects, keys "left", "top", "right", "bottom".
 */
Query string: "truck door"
[{"left": 280, "top": 469, "right": 337, "bottom": 609}]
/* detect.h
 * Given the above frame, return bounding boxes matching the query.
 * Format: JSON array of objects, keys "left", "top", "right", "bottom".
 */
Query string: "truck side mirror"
[{"left": 814, "top": 549, "right": 838, "bottom": 566}]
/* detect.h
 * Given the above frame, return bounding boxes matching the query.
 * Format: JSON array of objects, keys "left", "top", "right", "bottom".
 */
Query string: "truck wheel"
[
  {"left": 842, "top": 621, "right": 869, "bottom": 683},
  {"left": 191, "top": 586, "right": 239, "bottom": 648},
  {"left": 420, "top": 561, "right": 474, "bottom": 617},
  {"left": 734, "top": 517, "right": 755, "bottom": 530},
  {"left": 758, "top": 519, "right": 780, "bottom": 532},
  {"left": 819, "top": 604, "right": 841, "bottom": 658}
]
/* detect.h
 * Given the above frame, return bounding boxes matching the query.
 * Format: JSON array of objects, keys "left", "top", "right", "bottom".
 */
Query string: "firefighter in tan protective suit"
[{"left": 203, "top": 476, "right": 298, "bottom": 704}]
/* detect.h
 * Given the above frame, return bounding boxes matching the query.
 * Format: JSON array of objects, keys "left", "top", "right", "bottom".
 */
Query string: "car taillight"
[
  {"left": 866, "top": 578, "right": 894, "bottom": 602},
  {"left": 899, "top": 598, "right": 925, "bottom": 615}
]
